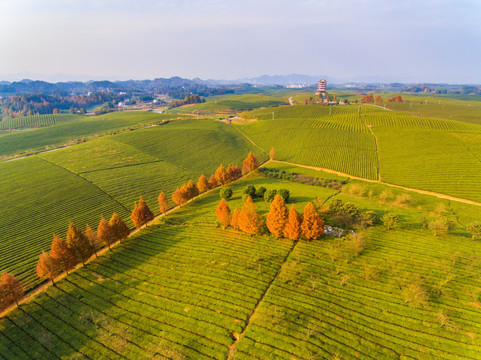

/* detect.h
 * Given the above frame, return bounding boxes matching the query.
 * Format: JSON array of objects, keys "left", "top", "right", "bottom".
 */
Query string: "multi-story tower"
[{"left": 315, "top": 79, "right": 327, "bottom": 97}]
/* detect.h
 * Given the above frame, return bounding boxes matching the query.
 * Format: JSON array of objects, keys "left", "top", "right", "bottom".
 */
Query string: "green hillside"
[
  {"left": 0, "top": 112, "right": 188, "bottom": 159},
  {"left": 236, "top": 104, "right": 481, "bottom": 202},
  {"left": 0, "top": 119, "right": 265, "bottom": 290},
  {"left": 167, "top": 94, "right": 288, "bottom": 114},
  {"left": 2, "top": 169, "right": 481, "bottom": 359}
]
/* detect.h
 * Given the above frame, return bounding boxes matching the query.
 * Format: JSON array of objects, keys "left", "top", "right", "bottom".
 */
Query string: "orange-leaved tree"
[
  {"left": 269, "top": 147, "right": 276, "bottom": 160},
  {"left": 197, "top": 174, "right": 210, "bottom": 193},
  {"left": 284, "top": 205, "right": 301, "bottom": 241},
  {"left": 158, "top": 191, "right": 169, "bottom": 214},
  {"left": 238, "top": 196, "right": 261, "bottom": 236},
  {"left": 375, "top": 95, "right": 382, "bottom": 102},
  {"left": 186, "top": 180, "right": 199, "bottom": 199},
  {"left": 85, "top": 224, "right": 98, "bottom": 258},
  {"left": 215, "top": 198, "right": 231, "bottom": 228},
  {"left": 266, "top": 194, "right": 288, "bottom": 238},
  {"left": 215, "top": 164, "right": 230, "bottom": 185},
  {"left": 172, "top": 187, "right": 185, "bottom": 206},
  {"left": 242, "top": 152, "right": 259, "bottom": 174},
  {"left": 131, "top": 196, "right": 154, "bottom": 228},
  {"left": 208, "top": 174, "right": 218, "bottom": 189},
  {"left": 50, "top": 234, "right": 76, "bottom": 274},
  {"left": 230, "top": 208, "right": 240, "bottom": 230},
  {"left": 66, "top": 222, "right": 92, "bottom": 265},
  {"left": 98, "top": 217, "right": 116, "bottom": 250},
  {"left": 301, "top": 203, "right": 324, "bottom": 240},
  {"left": 36, "top": 251, "right": 59, "bottom": 285},
  {"left": 227, "top": 165, "right": 242, "bottom": 181},
  {"left": 0, "top": 273, "right": 24, "bottom": 309},
  {"left": 179, "top": 184, "right": 190, "bottom": 201},
  {"left": 109, "top": 213, "right": 130, "bottom": 241}
]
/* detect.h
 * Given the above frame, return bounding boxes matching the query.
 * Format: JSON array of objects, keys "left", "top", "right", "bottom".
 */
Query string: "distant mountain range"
[{"left": 0, "top": 74, "right": 477, "bottom": 96}]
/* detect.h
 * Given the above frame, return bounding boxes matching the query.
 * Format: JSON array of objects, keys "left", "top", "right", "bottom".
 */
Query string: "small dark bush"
[
  {"left": 220, "top": 187, "right": 233, "bottom": 200},
  {"left": 264, "top": 189, "right": 277, "bottom": 202}
]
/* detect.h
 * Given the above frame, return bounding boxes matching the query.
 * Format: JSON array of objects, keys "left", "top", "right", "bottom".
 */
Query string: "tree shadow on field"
[{"left": 0, "top": 224, "right": 192, "bottom": 360}]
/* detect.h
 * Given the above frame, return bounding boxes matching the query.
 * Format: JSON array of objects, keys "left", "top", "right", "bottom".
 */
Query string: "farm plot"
[
  {"left": 362, "top": 111, "right": 481, "bottom": 133},
  {"left": 236, "top": 106, "right": 378, "bottom": 179},
  {"left": 0, "top": 221, "right": 293, "bottom": 359},
  {"left": 2, "top": 172, "right": 481, "bottom": 359},
  {"left": 0, "top": 114, "right": 81, "bottom": 131},
  {"left": 375, "top": 127, "right": 481, "bottom": 203},
  {"left": 0, "top": 157, "right": 128, "bottom": 290},
  {"left": 0, "top": 111, "right": 185, "bottom": 158},
  {"left": 0, "top": 119, "right": 264, "bottom": 291}
]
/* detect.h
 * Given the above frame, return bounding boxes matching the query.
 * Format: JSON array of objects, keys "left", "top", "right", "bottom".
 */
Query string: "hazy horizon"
[{"left": 2, "top": 0, "right": 480, "bottom": 84}]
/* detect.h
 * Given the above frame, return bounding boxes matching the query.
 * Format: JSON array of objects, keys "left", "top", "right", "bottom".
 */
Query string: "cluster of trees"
[
  {"left": 220, "top": 184, "right": 290, "bottom": 204},
  {"left": 0, "top": 92, "right": 117, "bottom": 118},
  {"left": 259, "top": 167, "right": 346, "bottom": 190},
  {"left": 360, "top": 95, "right": 383, "bottom": 103},
  {"left": 169, "top": 94, "right": 205, "bottom": 109},
  {"left": 216, "top": 194, "right": 325, "bottom": 241},
  {"left": 387, "top": 95, "right": 403, "bottom": 102}
]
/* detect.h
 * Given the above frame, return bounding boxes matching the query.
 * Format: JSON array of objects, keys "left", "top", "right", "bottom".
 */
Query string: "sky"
[{"left": 1, "top": 0, "right": 480, "bottom": 84}]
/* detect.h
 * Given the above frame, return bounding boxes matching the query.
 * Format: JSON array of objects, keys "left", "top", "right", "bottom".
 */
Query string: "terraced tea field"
[
  {"left": 236, "top": 105, "right": 379, "bottom": 180},
  {"left": 2, "top": 172, "right": 481, "bottom": 359},
  {"left": 0, "top": 111, "right": 186, "bottom": 159},
  {"left": 236, "top": 103, "right": 481, "bottom": 203},
  {"left": 0, "top": 118, "right": 264, "bottom": 290},
  {"left": 0, "top": 114, "right": 82, "bottom": 131},
  {"left": 167, "top": 94, "right": 288, "bottom": 114}
]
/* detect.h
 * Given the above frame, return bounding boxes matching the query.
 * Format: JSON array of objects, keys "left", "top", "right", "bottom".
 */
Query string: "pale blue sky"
[{"left": 1, "top": 0, "right": 480, "bottom": 83}]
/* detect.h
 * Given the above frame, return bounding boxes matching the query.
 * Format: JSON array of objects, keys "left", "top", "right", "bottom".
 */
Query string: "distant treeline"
[
  {"left": 169, "top": 94, "right": 205, "bottom": 109},
  {"left": 1, "top": 93, "right": 119, "bottom": 118}
]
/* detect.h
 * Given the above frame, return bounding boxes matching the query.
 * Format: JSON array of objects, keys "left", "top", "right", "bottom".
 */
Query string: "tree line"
[{"left": 0, "top": 152, "right": 260, "bottom": 313}]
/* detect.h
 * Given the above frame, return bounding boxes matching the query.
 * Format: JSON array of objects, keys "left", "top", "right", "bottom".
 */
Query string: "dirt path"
[
  {"left": 363, "top": 103, "right": 393, "bottom": 111},
  {"left": 271, "top": 160, "right": 481, "bottom": 207},
  {"left": 288, "top": 96, "right": 294, "bottom": 106}
]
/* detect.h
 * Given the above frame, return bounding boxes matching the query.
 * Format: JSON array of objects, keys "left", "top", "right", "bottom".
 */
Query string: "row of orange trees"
[
  {"left": 36, "top": 199, "right": 155, "bottom": 286},
  {"left": 216, "top": 194, "right": 325, "bottom": 241},
  {"left": 171, "top": 152, "right": 259, "bottom": 207},
  {"left": 1, "top": 152, "right": 260, "bottom": 313}
]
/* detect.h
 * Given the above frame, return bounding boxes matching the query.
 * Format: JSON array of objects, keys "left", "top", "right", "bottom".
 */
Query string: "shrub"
[
  {"left": 278, "top": 189, "right": 290, "bottom": 202},
  {"left": 329, "top": 199, "right": 345, "bottom": 215},
  {"left": 379, "top": 190, "right": 393, "bottom": 203},
  {"left": 467, "top": 222, "right": 481, "bottom": 239},
  {"left": 393, "top": 194, "right": 412, "bottom": 207},
  {"left": 401, "top": 281, "right": 428, "bottom": 308},
  {"left": 428, "top": 218, "right": 456, "bottom": 236},
  {"left": 219, "top": 187, "right": 233, "bottom": 200},
  {"left": 359, "top": 211, "right": 376, "bottom": 228},
  {"left": 242, "top": 185, "right": 256, "bottom": 198},
  {"left": 264, "top": 189, "right": 277, "bottom": 202},
  {"left": 255, "top": 186, "right": 267, "bottom": 198},
  {"left": 382, "top": 213, "right": 399, "bottom": 230}
]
